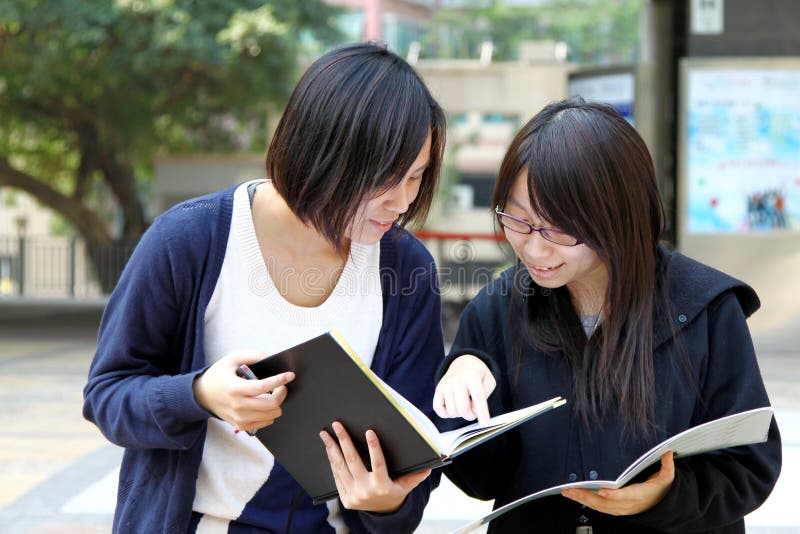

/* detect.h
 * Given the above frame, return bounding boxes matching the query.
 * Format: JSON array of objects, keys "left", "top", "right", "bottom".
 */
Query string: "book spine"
[{"left": 329, "top": 329, "right": 444, "bottom": 457}]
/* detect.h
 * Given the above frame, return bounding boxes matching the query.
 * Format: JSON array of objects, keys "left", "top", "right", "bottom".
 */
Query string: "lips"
[
  {"left": 370, "top": 219, "right": 395, "bottom": 232},
  {"left": 526, "top": 263, "right": 565, "bottom": 279}
]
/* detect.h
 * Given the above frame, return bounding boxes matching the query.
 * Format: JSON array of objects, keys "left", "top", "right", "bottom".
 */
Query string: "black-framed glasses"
[{"left": 495, "top": 206, "right": 582, "bottom": 246}]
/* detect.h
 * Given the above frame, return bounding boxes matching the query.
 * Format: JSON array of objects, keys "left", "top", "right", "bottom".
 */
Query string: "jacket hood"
[{"left": 654, "top": 243, "right": 759, "bottom": 347}]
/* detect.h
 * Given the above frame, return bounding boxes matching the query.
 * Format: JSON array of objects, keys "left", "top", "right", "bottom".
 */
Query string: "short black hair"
[{"left": 266, "top": 42, "right": 446, "bottom": 250}]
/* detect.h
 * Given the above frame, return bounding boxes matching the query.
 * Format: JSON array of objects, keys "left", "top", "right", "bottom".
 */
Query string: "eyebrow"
[
  {"left": 506, "top": 195, "right": 527, "bottom": 211},
  {"left": 506, "top": 196, "right": 549, "bottom": 226}
]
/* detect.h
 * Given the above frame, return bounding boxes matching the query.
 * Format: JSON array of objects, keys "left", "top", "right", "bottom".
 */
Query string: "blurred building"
[
  {"left": 325, "top": 0, "right": 435, "bottom": 56},
  {"left": 417, "top": 40, "right": 569, "bottom": 228},
  {"left": 0, "top": 189, "right": 55, "bottom": 238}
]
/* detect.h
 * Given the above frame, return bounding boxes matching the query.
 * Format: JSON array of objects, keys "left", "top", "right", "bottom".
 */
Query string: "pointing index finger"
[{"left": 467, "top": 381, "right": 491, "bottom": 424}]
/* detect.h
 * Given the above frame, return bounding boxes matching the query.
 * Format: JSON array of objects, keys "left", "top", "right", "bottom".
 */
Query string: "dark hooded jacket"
[{"left": 438, "top": 245, "right": 781, "bottom": 533}]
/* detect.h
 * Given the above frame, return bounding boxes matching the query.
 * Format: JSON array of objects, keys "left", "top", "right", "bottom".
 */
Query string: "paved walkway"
[{"left": 0, "top": 312, "right": 798, "bottom": 533}]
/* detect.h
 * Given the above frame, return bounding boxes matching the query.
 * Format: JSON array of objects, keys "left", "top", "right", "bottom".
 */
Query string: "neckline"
[
  {"left": 233, "top": 181, "right": 373, "bottom": 325},
  {"left": 580, "top": 314, "right": 602, "bottom": 337}
]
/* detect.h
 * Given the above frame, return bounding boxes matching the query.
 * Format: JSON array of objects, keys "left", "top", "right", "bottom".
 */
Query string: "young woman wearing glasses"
[
  {"left": 84, "top": 43, "right": 446, "bottom": 533},
  {"left": 433, "top": 98, "right": 781, "bottom": 533}
]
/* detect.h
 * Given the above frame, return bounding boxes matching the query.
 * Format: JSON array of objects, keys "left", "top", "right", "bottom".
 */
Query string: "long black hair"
[{"left": 493, "top": 97, "right": 666, "bottom": 437}]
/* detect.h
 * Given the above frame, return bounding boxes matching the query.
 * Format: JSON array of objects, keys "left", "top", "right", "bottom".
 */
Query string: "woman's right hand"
[
  {"left": 433, "top": 354, "right": 496, "bottom": 424},
  {"left": 193, "top": 350, "right": 295, "bottom": 434}
]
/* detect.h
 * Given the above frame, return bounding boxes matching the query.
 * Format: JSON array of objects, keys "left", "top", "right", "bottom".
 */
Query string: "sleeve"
[
  {"left": 434, "top": 292, "right": 521, "bottom": 501},
  {"left": 626, "top": 291, "right": 782, "bottom": 532},
  {"left": 347, "top": 252, "right": 446, "bottom": 533},
  {"left": 82, "top": 217, "right": 212, "bottom": 451}
]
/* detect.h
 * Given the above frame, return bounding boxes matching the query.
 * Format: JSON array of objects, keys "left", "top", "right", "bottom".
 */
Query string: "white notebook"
[{"left": 453, "top": 406, "right": 774, "bottom": 534}]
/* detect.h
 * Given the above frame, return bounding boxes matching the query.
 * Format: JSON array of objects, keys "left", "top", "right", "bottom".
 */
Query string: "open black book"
[
  {"left": 453, "top": 406, "right": 775, "bottom": 533},
  {"left": 243, "top": 330, "right": 566, "bottom": 503}
]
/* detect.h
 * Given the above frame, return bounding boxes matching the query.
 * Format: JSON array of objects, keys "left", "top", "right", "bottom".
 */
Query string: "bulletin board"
[{"left": 679, "top": 58, "right": 800, "bottom": 234}]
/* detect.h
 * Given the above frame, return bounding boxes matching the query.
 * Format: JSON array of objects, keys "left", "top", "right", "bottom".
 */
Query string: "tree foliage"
[
  {"left": 425, "top": 0, "right": 641, "bottom": 65},
  {"left": 0, "top": 0, "right": 340, "bottom": 244}
]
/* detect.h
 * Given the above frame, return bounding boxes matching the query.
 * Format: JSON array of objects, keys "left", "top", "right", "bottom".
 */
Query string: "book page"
[
  {"left": 451, "top": 479, "right": 617, "bottom": 534},
  {"left": 615, "top": 406, "right": 773, "bottom": 486},
  {"left": 452, "top": 406, "right": 774, "bottom": 534},
  {"left": 330, "top": 330, "right": 568, "bottom": 462},
  {"left": 439, "top": 397, "right": 566, "bottom": 455},
  {"left": 379, "top": 379, "right": 566, "bottom": 457}
]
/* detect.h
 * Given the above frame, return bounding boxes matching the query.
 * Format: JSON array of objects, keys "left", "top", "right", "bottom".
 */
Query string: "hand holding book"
[
  {"left": 241, "top": 330, "right": 566, "bottom": 503},
  {"left": 194, "top": 350, "right": 294, "bottom": 435},
  {"left": 452, "top": 407, "right": 774, "bottom": 533},
  {"left": 560, "top": 450, "right": 675, "bottom": 516},
  {"left": 319, "top": 421, "right": 432, "bottom": 513}
]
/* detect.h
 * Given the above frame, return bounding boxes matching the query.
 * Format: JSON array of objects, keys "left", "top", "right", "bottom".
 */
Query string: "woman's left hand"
[
  {"left": 319, "top": 421, "right": 431, "bottom": 513},
  {"left": 561, "top": 451, "right": 675, "bottom": 516}
]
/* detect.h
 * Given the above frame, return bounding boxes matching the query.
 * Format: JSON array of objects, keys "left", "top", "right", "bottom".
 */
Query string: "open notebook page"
[{"left": 379, "top": 377, "right": 565, "bottom": 456}]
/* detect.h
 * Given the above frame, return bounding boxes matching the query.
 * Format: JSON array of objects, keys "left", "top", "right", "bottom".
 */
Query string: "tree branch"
[
  {"left": 154, "top": 67, "right": 200, "bottom": 115},
  {"left": 0, "top": 157, "right": 112, "bottom": 244},
  {"left": 73, "top": 151, "right": 92, "bottom": 200},
  {"left": 67, "top": 117, "right": 147, "bottom": 237}
]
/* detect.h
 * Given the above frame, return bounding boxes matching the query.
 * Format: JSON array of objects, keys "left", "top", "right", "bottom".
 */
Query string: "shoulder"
[
  {"left": 379, "top": 226, "right": 438, "bottom": 295},
  {"left": 152, "top": 186, "right": 235, "bottom": 242},
  {"left": 380, "top": 225, "right": 435, "bottom": 271},
  {"left": 124, "top": 186, "right": 236, "bottom": 287},
  {"left": 463, "top": 266, "right": 516, "bottom": 318},
  {"left": 659, "top": 244, "right": 760, "bottom": 319}
]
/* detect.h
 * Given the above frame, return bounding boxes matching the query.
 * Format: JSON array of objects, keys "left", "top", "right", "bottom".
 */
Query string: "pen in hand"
[{"left": 235, "top": 364, "right": 259, "bottom": 436}]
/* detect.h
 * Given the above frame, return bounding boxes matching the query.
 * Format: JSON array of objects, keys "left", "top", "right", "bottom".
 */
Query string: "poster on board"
[{"left": 685, "top": 64, "right": 800, "bottom": 233}]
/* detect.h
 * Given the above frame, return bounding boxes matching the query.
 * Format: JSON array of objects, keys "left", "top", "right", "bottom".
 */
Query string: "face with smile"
[
  {"left": 502, "top": 173, "right": 609, "bottom": 312},
  {"left": 348, "top": 132, "right": 432, "bottom": 244}
]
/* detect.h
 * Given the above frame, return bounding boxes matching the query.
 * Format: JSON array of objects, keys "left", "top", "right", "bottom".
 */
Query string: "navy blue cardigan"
[
  {"left": 439, "top": 246, "right": 782, "bottom": 533},
  {"left": 83, "top": 186, "right": 445, "bottom": 533}
]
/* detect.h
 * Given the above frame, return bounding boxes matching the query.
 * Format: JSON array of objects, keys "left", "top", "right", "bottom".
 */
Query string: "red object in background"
[
  {"left": 416, "top": 230, "right": 505, "bottom": 242},
  {"left": 710, "top": 197, "right": 719, "bottom": 208}
]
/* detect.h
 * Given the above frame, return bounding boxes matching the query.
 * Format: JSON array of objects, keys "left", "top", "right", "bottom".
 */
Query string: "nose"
[
  {"left": 520, "top": 229, "right": 553, "bottom": 259},
  {"left": 385, "top": 179, "right": 419, "bottom": 214}
]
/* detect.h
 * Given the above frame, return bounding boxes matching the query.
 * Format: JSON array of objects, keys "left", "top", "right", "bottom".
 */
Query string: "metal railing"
[
  {"left": 0, "top": 236, "right": 138, "bottom": 298},
  {"left": 0, "top": 231, "right": 509, "bottom": 303}
]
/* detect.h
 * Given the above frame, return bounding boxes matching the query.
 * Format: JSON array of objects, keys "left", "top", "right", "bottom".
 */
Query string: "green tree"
[
  {"left": 424, "top": 0, "right": 641, "bottom": 65},
  {"left": 0, "top": 0, "right": 339, "bottom": 252}
]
